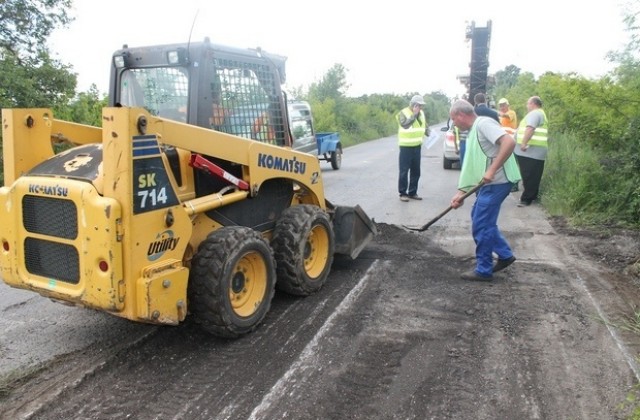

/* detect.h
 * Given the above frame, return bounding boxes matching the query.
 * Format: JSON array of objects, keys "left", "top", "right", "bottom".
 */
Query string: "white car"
[{"left": 440, "top": 125, "right": 460, "bottom": 170}]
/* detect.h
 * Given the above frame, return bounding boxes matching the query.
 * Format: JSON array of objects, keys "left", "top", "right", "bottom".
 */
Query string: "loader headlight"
[
  {"left": 114, "top": 55, "right": 125, "bottom": 68},
  {"left": 167, "top": 50, "right": 180, "bottom": 64},
  {"left": 166, "top": 48, "right": 188, "bottom": 65}
]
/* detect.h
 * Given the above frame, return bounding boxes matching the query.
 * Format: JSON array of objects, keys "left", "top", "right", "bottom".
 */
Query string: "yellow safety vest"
[
  {"left": 397, "top": 107, "right": 426, "bottom": 147},
  {"left": 516, "top": 109, "right": 548, "bottom": 148}
]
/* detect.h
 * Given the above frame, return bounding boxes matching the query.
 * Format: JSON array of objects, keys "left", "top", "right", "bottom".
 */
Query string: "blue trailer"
[
  {"left": 288, "top": 100, "right": 343, "bottom": 170},
  {"left": 316, "top": 132, "right": 342, "bottom": 170}
]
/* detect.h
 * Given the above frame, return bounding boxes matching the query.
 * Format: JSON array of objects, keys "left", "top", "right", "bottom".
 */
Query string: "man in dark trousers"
[
  {"left": 396, "top": 95, "right": 429, "bottom": 201},
  {"left": 514, "top": 96, "right": 549, "bottom": 206},
  {"left": 473, "top": 92, "right": 499, "bottom": 122}
]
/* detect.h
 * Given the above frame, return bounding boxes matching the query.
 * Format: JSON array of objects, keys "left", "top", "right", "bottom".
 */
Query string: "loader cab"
[
  {"left": 109, "top": 38, "right": 292, "bottom": 147},
  {"left": 108, "top": 39, "right": 298, "bottom": 229}
]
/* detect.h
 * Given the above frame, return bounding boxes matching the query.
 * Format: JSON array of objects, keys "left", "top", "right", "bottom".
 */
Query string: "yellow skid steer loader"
[{"left": 0, "top": 38, "right": 376, "bottom": 338}]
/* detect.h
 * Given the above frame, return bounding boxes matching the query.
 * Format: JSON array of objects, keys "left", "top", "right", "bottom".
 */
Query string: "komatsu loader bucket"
[{"left": 328, "top": 202, "right": 377, "bottom": 259}]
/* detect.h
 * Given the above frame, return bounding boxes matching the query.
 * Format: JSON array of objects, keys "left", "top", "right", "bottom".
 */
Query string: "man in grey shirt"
[{"left": 513, "top": 96, "right": 549, "bottom": 206}]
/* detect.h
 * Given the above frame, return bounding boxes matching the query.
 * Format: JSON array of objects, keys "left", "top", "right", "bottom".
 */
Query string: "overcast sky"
[{"left": 49, "top": 0, "right": 631, "bottom": 98}]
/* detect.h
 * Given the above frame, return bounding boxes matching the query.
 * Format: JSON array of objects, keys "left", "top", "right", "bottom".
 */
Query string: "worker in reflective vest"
[
  {"left": 396, "top": 95, "right": 429, "bottom": 201},
  {"left": 449, "top": 99, "right": 521, "bottom": 281},
  {"left": 514, "top": 96, "right": 549, "bottom": 207}
]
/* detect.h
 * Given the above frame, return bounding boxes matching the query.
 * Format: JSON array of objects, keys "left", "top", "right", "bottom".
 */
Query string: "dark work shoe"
[
  {"left": 408, "top": 195, "right": 423, "bottom": 200},
  {"left": 460, "top": 270, "right": 493, "bottom": 282},
  {"left": 399, "top": 195, "right": 409, "bottom": 202},
  {"left": 517, "top": 200, "right": 531, "bottom": 207},
  {"left": 493, "top": 256, "right": 516, "bottom": 273}
]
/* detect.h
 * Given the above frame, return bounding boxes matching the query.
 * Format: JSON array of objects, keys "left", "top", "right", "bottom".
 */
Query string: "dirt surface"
[
  {"left": 549, "top": 216, "right": 640, "bottom": 279},
  {"left": 1, "top": 217, "right": 640, "bottom": 420},
  {"left": 2, "top": 133, "right": 640, "bottom": 419}
]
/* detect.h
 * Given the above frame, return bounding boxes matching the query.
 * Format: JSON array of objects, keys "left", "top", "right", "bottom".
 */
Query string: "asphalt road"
[{"left": 2, "top": 128, "right": 640, "bottom": 419}]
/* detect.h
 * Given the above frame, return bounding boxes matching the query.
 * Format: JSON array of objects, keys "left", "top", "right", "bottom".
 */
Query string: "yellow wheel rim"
[
  {"left": 229, "top": 250, "right": 268, "bottom": 318},
  {"left": 304, "top": 224, "right": 330, "bottom": 280}
]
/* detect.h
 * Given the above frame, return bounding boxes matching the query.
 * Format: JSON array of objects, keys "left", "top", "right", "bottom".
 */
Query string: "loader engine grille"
[
  {"left": 24, "top": 238, "right": 80, "bottom": 284},
  {"left": 22, "top": 195, "right": 78, "bottom": 239},
  {"left": 22, "top": 195, "right": 80, "bottom": 284}
]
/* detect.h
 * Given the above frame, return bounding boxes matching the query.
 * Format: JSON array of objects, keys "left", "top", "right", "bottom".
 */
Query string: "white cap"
[
  {"left": 410, "top": 95, "right": 426, "bottom": 105},
  {"left": 498, "top": 98, "right": 509, "bottom": 105}
]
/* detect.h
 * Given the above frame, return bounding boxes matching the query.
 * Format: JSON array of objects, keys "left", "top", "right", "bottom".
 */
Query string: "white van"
[{"left": 287, "top": 100, "right": 319, "bottom": 155}]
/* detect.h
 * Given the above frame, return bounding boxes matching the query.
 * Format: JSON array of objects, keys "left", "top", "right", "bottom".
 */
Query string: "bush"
[{"left": 543, "top": 132, "right": 640, "bottom": 228}]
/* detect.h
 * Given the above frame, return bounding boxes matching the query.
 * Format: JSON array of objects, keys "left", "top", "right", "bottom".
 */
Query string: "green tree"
[
  {"left": 422, "top": 90, "right": 451, "bottom": 123},
  {"left": 0, "top": 50, "right": 76, "bottom": 109},
  {"left": 0, "top": 0, "right": 72, "bottom": 56},
  {"left": 308, "top": 64, "right": 349, "bottom": 103},
  {"left": 0, "top": 0, "right": 76, "bottom": 109},
  {"left": 499, "top": 72, "right": 537, "bottom": 119},
  {"left": 285, "top": 85, "right": 306, "bottom": 101},
  {"left": 0, "top": 0, "right": 76, "bottom": 184},
  {"left": 309, "top": 97, "right": 339, "bottom": 133},
  {"left": 492, "top": 65, "right": 521, "bottom": 99},
  {"left": 56, "top": 84, "right": 108, "bottom": 126}
]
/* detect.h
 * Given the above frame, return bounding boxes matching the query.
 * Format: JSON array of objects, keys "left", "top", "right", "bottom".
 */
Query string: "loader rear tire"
[
  {"left": 188, "top": 226, "right": 276, "bottom": 338},
  {"left": 271, "top": 205, "right": 335, "bottom": 296}
]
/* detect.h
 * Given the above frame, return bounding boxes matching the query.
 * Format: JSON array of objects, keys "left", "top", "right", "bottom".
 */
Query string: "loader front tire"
[
  {"left": 271, "top": 205, "right": 335, "bottom": 296},
  {"left": 188, "top": 226, "right": 276, "bottom": 338}
]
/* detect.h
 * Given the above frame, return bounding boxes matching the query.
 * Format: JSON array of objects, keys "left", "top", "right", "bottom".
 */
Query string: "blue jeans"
[
  {"left": 398, "top": 145, "right": 421, "bottom": 196},
  {"left": 470, "top": 183, "right": 514, "bottom": 276}
]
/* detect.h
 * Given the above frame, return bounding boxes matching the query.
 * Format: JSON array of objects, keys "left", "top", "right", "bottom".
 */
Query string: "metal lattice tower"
[{"left": 466, "top": 20, "right": 492, "bottom": 105}]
